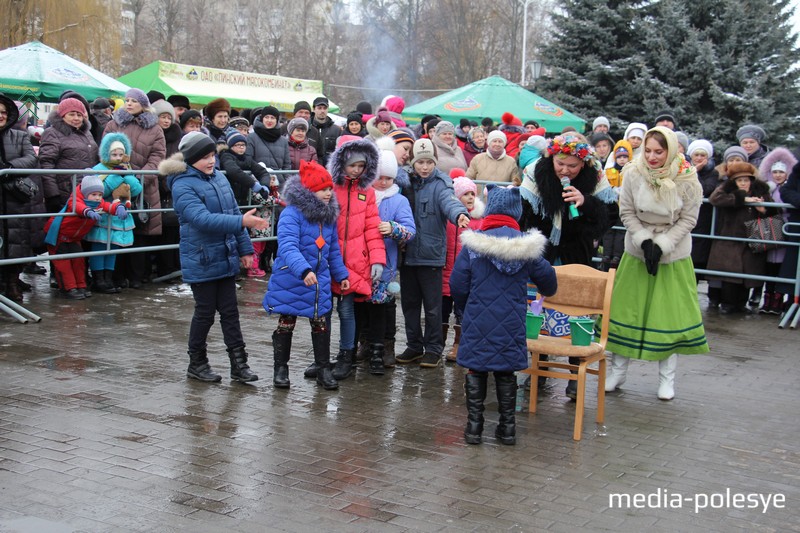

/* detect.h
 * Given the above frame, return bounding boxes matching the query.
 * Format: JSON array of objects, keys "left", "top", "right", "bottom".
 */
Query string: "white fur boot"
[
  {"left": 604, "top": 353, "right": 630, "bottom": 392},
  {"left": 657, "top": 354, "right": 677, "bottom": 400}
]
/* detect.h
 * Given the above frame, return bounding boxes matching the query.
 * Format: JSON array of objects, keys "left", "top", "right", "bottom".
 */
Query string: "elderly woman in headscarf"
[
  {"left": 465, "top": 130, "right": 520, "bottom": 184},
  {"left": 462, "top": 126, "right": 486, "bottom": 167},
  {"left": 605, "top": 127, "right": 710, "bottom": 401},
  {"left": 430, "top": 121, "right": 467, "bottom": 175}
]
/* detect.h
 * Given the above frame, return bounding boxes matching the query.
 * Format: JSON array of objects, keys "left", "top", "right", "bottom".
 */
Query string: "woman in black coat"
[{"left": 0, "top": 93, "right": 40, "bottom": 302}]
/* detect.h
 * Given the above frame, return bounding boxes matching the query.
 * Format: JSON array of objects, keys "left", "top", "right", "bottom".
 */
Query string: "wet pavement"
[{"left": 1, "top": 270, "right": 799, "bottom": 532}]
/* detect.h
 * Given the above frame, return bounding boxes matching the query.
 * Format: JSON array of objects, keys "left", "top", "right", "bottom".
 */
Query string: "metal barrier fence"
[{"left": 2, "top": 170, "right": 799, "bottom": 328}]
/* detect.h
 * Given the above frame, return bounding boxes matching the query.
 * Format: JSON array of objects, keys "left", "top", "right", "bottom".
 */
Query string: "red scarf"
[{"left": 481, "top": 214, "right": 520, "bottom": 231}]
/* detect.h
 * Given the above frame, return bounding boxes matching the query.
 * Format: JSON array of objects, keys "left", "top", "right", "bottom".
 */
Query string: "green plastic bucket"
[
  {"left": 568, "top": 317, "right": 595, "bottom": 346},
  {"left": 526, "top": 313, "right": 544, "bottom": 339}
]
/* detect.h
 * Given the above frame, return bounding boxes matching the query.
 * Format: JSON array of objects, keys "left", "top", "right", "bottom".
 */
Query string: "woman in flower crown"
[
  {"left": 519, "top": 131, "right": 616, "bottom": 399},
  {"left": 519, "top": 132, "right": 614, "bottom": 266},
  {"left": 605, "top": 127, "right": 709, "bottom": 401}
]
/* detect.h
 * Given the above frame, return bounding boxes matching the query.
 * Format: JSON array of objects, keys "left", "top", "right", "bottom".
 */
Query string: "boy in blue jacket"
[
  {"left": 263, "top": 160, "right": 350, "bottom": 390},
  {"left": 450, "top": 185, "right": 557, "bottom": 445},
  {"left": 160, "top": 132, "right": 268, "bottom": 384}
]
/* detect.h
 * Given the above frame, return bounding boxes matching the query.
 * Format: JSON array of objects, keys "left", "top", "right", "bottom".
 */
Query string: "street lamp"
[
  {"left": 520, "top": 0, "right": 534, "bottom": 85},
  {"left": 529, "top": 59, "right": 544, "bottom": 86}
]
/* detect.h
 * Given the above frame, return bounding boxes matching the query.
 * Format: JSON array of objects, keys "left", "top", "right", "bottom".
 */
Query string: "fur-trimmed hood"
[
  {"left": 282, "top": 175, "right": 339, "bottom": 225},
  {"left": 0, "top": 93, "right": 20, "bottom": 134},
  {"left": 47, "top": 110, "right": 91, "bottom": 136},
  {"left": 327, "top": 137, "right": 380, "bottom": 189},
  {"left": 758, "top": 147, "right": 797, "bottom": 185},
  {"left": 111, "top": 108, "right": 158, "bottom": 130},
  {"left": 159, "top": 152, "right": 188, "bottom": 178},
  {"left": 461, "top": 227, "right": 547, "bottom": 274},
  {"left": 99, "top": 132, "right": 132, "bottom": 163},
  {"left": 469, "top": 196, "right": 486, "bottom": 219}
]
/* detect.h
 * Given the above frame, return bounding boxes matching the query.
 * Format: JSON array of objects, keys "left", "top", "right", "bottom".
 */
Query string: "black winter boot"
[
  {"left": 383, "top": 339, "right": 396, "bottom": 368},
  {"left": 227, "top": 346, "right": 258, "bottom": 382},
  {"left": 105, "top": 271, "right": 121, "bottom": 293},
  {"left": 187, "top": 348, "right": 222, "bottom": 382},
  {"left": 303, "top": 362, "right": 318, "bottom": 379},
  {"left": 311, "top": 330, "right": 338, "bottom": 390},
  {"left": 332, "top": 348, "right": 355, "bottom": 380},
  {"left": 368, "top": 344, "right": 385, "bottom": 376},
  {"left": 464, "top": 372, "right": 488, "bottom": 445},
  {"left": 565, "top": 357, "right": 579, "bottom": 400},
  {"left": 272, "top": 330, "right": 291, "bottom": 388},
  {"left": 92, "top": 270, "right": 107, "bottom": 293},
  {"left": 494, "top": 372, "right": 517, "bottom": 445},
  {"left": 355, "top": 334, "right": 369, "bottom": 363}
]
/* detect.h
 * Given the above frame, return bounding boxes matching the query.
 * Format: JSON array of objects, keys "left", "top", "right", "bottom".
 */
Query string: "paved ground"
[{"left": 0, "top": 270, "right": 798, "bottom": 532}]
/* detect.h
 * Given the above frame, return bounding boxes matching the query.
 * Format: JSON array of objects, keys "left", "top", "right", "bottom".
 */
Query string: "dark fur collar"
[
  {"left": 282, "top": 175, "right": 339, "bottom": 225},
  {"left": 533, "top": 156, "right": 599, "bottom": 217},
  {"left": 112, "top": 108, "right": 157, "bottom": 129},
  {"left": 327, "top": 138, "right": 379, "bottom": 189},
  {"left": 722, "top": 176, "right": 771, "bottom": 196}
]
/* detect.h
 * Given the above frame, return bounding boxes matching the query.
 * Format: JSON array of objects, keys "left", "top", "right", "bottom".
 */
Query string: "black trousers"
[
  {"left": 355, "top": 301, "right": 389, "bottom": 345},
  {"left": 188, "top": 276, "right": 243, "bottom": 352},
  {"left": 400, "top": 265, "right": 444, "bottom": 355}
]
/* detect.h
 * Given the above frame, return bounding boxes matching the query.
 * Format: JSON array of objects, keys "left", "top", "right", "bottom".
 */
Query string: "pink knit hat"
[
  {"left": 57, "top": 98, "right": 87, "bottom": 117},
  {"left": 453, "top": 176, "right": 477, "bottom": 199}
]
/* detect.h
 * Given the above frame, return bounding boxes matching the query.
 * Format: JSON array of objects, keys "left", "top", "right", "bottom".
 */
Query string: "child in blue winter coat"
[
  {"left": 354, "top": 149, "right": 416, "bottom": 374},
  {"left": 83, "top": 132, "right": 142, "bottom": 294},
  {"left": 160, "top": 131, "right": 268, "bottom": 384},
  {"left": 450, "top": 185, "right": 557, "bottom": 446},
  {"left": 263, "top": 160, "right": 351, "bottom": 390}
]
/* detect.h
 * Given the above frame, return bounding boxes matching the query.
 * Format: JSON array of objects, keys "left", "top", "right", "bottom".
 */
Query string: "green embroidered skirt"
[{"left": 606, "top": 253, "right": 709, "bottom": 361}]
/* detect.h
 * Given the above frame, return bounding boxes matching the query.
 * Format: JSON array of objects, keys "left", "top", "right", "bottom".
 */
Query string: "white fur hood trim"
[
  {"left": 460, "top": 228, "right": 547, "bottom": 261},
  {"left": 470, "top": 197, "right": 486, "bottom": 219}
]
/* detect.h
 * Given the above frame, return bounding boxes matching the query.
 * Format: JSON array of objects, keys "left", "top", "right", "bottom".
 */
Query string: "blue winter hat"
[
  {"left": 225, "top": 130, "right": 247, "bottom": 148},
  {"left": 484, "top": 185, "right": 522, "bottom": 220}
]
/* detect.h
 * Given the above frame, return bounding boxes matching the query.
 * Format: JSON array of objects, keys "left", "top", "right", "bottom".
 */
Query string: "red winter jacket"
[
  {"left": 43, "top": 186, "right": 118, "bottom": 244},
  {"left": 442, "top": 198, "right": 485, "bottom": 297},
  {"left": 332, "top": 178, "right": 386, "bottom": 297}
]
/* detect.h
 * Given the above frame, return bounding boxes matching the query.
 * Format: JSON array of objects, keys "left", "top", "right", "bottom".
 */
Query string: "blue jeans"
[{"left": 337, "top": 293, "right": 356, "bottom": 350}]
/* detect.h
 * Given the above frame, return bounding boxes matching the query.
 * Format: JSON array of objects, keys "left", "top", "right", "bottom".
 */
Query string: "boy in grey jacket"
[{"left": 396, "top": 139, "right": 469, "bottom": 368}]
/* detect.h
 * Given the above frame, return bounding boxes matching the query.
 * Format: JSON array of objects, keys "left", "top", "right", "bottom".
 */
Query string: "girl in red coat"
[
  {"left": 442, "top": 174, "right": 485, "bottom": 362},
  {"left": 43, "top": 175, "right": 125, "bottom": 299},
  {"left": 304, "top": 137, "right": 386, "bottom": 382}
]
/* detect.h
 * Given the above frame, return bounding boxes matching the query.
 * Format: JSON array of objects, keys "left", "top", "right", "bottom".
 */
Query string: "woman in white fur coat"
[{"left": 605, "top": 127, "right": 709, "bottom": 401}]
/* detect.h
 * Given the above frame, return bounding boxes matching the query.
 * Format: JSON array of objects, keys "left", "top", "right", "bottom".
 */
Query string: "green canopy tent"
[
  {"left": 0, "top": 41, "right": 130, "bottom": 102},
  {"left": 119, "top": 61, "right": 339, "bottom": 113},
  {"left": 403, "top": 75, "right": 584, "bottom": 133}
]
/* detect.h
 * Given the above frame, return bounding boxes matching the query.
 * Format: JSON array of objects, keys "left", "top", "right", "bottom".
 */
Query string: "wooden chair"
[{"left": 521, "top": 264, "right": 616, "bottom": 441}]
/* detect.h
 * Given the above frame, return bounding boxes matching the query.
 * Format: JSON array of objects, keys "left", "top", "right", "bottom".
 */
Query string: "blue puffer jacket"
[
  {"left": 451, "top": 226, "right": 557, "bottom": 372},
  {"left": 402, "top": 168, "right": 467, "bottom": 266},
  {"left": 377, "top": 184, "right": 415, "bottom": 283},
  {"left": 263, "top": 176, "right": 349, "bottom": 319},
  {"left": 161, "top": 153, "right": 254, "bottom": 284}
]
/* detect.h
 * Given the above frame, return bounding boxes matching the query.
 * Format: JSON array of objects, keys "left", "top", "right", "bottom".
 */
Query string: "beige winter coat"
[
  {"left": 466, "top": 152, "right": 520, "bottom": 183},
  {"left": 619, "top": 165, "right": 702, "bottom": 264}
]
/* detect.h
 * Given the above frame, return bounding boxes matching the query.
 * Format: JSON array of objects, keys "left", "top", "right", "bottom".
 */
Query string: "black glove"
[{"left": 640, "top": 239, "right": 663, "bottom": 276}]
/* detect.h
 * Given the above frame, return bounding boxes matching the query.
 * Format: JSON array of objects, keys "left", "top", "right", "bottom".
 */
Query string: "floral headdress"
[{"left": 546, "top": 134, "right": 600, "bottom": 170}]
